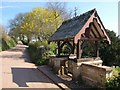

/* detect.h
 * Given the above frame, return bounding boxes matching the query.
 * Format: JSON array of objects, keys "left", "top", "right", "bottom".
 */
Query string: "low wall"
[
  {"left": 49, "top": 56, "right": 68, "bottom": 74},
  {"left": 68, "top": 58, "right": 103, "bottom": 80},
  {"left": 49, "top": 56, "right": 112, "bottom": 88},
  {"left": 81, "top": 64, "right": 106, "bottom": 87}
]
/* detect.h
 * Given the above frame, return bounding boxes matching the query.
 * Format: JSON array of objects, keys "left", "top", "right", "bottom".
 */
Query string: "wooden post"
[
  {"left": 72, "top": 40, "right": 75, "bottom": 54},
  {"left": 77, "top": 40, "right": 79, "bottom": 59},
  {"left": 57, "top": 41, "right": 61, "bottom": 56},
  {"left": 95, "top": 41, "right": 99, "bottom": 57},
  {"left": 77, "top": 40, "right": 82, "bottom": 59}
]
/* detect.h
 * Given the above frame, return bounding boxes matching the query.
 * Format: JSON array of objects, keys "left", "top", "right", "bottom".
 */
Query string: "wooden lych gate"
[{"left": 48, "top": 9, "right": 111, "bottom": 60}]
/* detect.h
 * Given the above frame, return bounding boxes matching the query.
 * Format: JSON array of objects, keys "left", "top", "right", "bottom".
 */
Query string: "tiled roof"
[{"left": 49, "top": 9, "right": 95, "bottom": 41}]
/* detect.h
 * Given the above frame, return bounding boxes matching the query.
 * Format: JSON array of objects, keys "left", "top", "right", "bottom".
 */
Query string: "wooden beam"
[
  {"left": 49, "top": 37, "right": 74, "bottom": 42},
  {"left": 74, "top": 10, "right": 96, "bottom": 44},
  {"left": 95, "top": 41, "right": 99, "bottom": 57},
  {"left": 91, "top": 22, "right": 101, "bottom": 38},
  {"left": 77, "top": 40, "right": 80, "bottom": 59},
  {"left": 89, "top": 23, "right": 98, "bottom": 38},
  {"left": 57, "top": 41, "right": 61, "bottom": 56},
  {"left": 77, "top": 40, "right": 83, "bottom": 59},
  {"left": 90, "top": 30, "right": 95, "bottom": 38},
  {"left": 94, "top": 17, "right": 111, "bottom": 44},
  {"left": 72, "top": 40, "right": 75, "bottom": 54},
  {"left": 93, "top": 18, "right": 105, "bottom": 37},
  {"left": 80, "top": 37, "right": 99, "bottom": 41}
]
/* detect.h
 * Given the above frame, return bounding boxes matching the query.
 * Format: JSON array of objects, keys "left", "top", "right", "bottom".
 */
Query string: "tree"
[
  {"left": 9, "top": 13, "right": 26, "bottom": 42},
  {"left": 21, "top": 7, "right": 62, "bottom": 42},
  {"left": 0, "top": 24, "right": 8, "bottom": 40},
  {"left": 46, "top": 2, "right": 72, "bottom": 29},
  {"left": 47, "top": 2, "right": 71, "bottom": 20},
  {"left": 9, "top": 7, "right": 63, "bottom": 44},
  {"left": 0, "top": 25, "right": 16, "bottom": 51},
  {"left": 99, "top": 29, "right": 120, "bottom": 66},
  {"left": 78, "top": 29, "right": 120, "bottom": 66}
]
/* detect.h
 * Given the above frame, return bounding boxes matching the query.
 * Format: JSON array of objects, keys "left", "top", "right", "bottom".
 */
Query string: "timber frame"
[{"left": 48, "top": 9, "right": 111, "bottom": 59}]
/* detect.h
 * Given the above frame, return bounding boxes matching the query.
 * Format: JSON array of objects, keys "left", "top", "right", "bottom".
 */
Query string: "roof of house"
[{"left": 48, "top": 8, "right": 111, "bottom": 44}]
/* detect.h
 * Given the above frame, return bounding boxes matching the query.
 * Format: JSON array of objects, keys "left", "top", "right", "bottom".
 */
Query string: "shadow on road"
[
  {"left": 2, "top": 45, "right": 31, "bottom": 63},
  {"left": 11, "top": 67, "right": 55, "bottom": 87}
]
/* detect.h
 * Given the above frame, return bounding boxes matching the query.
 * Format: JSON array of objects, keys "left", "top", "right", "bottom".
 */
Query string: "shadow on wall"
[{"left": 11, "top": 68, "right": 55, "bottom": 87}]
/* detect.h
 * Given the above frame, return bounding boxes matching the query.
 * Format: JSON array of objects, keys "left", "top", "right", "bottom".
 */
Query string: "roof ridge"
[
  {"left": 62, "top": 8, "right": 96, "bottom": 24},
  {"left": 48, "top": 8, "right": 96, "bottom": 42}
]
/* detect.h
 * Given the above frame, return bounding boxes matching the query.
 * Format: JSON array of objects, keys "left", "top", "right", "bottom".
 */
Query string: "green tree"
[
  {"left": 20, "top": 7, "right": 62, "bottom": 42},
  {"left": 9, "top": 7, "right": 63, "bottom": 45},
  {"left": 99, "top": 29, "right": 120, "bottom": 66},
  {"left": 9, "top": 13, "right": 26, "bottom": 42},
  {"left": 79, "top": 29, "right": 120, "bottom": 66},
  {"left": 0, "top": 25, "right": 16, "bottom": 51}
]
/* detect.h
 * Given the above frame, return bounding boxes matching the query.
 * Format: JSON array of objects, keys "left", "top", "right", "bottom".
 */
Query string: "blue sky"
[{"left": 0, "top": 2, "right": 118, "bottom": 34}]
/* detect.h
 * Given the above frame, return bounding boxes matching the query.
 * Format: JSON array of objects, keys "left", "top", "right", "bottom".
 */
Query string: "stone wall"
[
  {"left": 67, "top": 59, "right": 112, "bottom": 88},
  {"left": 49, "top": 56, "right": 112, "bottom": 88},
  {"left": 68, "top": 58, "right": 103, "bottom": 80},
  {"left": 81, "top": 64, "right": 106, "bottom": 87},
  {"left": 49, "top": 56, "right": 68, "bottom": 75}
]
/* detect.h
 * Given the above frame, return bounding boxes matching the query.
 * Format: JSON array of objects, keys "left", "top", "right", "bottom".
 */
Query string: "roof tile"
[{"left": 49, "top": 9, "right": 95, "bottom": 41}]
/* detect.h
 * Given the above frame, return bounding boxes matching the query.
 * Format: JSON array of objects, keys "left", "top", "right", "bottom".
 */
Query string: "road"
[{"left": 0, "top": 45, "right": 60, "bottom": 89}]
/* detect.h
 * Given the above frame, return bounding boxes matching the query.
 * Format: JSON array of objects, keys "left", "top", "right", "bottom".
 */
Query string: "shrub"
[
  {"left": 36, "top": 58, "right": 49, "bottom": 66},
  {"left": 106, "top": 67, "right": 120, "bottom": 89},
  {"left": 28, "top": 40, "right": 56, "bottom": 65},
  {"left": 2, "top": 36, "right": 16, "bottom": 51},
  {"left": 2, "top": 38, "right": 10, "bottom": 50},
  {"left": 8, "top": 38, "right": 16, "bottom": 47},
  {"left": 106, "top": 74, "right": 120, "bottom": 89}
]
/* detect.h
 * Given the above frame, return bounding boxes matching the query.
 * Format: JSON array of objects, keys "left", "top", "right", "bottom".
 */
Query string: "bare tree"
[
  {"left": 46, "top": 2, "right": 72, "bottom": 32},
  {"left": 46, "top": 2, "right": 72, "bottom": 21}
]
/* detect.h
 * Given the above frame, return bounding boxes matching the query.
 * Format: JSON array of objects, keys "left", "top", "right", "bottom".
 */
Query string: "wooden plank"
[
  {"left": 80, "top": 37, "right": 99, "bottom": 41},
  {"left": 49, "top": 37, "right": 74, "bottom": 42},
  {"left": 89, "top": 23, "right": 98, "bottom": 38},
  {"left": 90, "top": 30, "right": 95, "bottom": 38},
  {"left": 91, "top": 22, "right": 101, "bottom": 38},
  {"left": 74, "top": 10, "right": 96, "bottom": 44},
  {"left": 93, "top": 19, "right": 105, "bottom": 37},
  {"left": 94, "top": 17, "right": 111, "bottom": 44}
]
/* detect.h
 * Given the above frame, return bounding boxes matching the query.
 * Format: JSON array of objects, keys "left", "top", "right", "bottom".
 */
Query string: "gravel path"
[{"left": 0, "top": 45, "right": 60, "bottom": 89}]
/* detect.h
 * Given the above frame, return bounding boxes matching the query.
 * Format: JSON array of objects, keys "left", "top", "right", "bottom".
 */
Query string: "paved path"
[{"left": 0, "top": 45, "right": 60, "bottom": 89}]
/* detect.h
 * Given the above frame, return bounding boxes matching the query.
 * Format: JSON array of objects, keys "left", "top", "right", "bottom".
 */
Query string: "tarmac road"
[{"left": 0, "top": 45, "right": 60, "bottom": 89}]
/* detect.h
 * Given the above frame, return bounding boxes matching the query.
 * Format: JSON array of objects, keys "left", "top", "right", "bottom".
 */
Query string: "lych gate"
[
  {"left": 48, "top": 9, "right": 112, "bottom": 87},
  {"left": 48, "top": 9, "right": 111, "bottom": 60}
]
